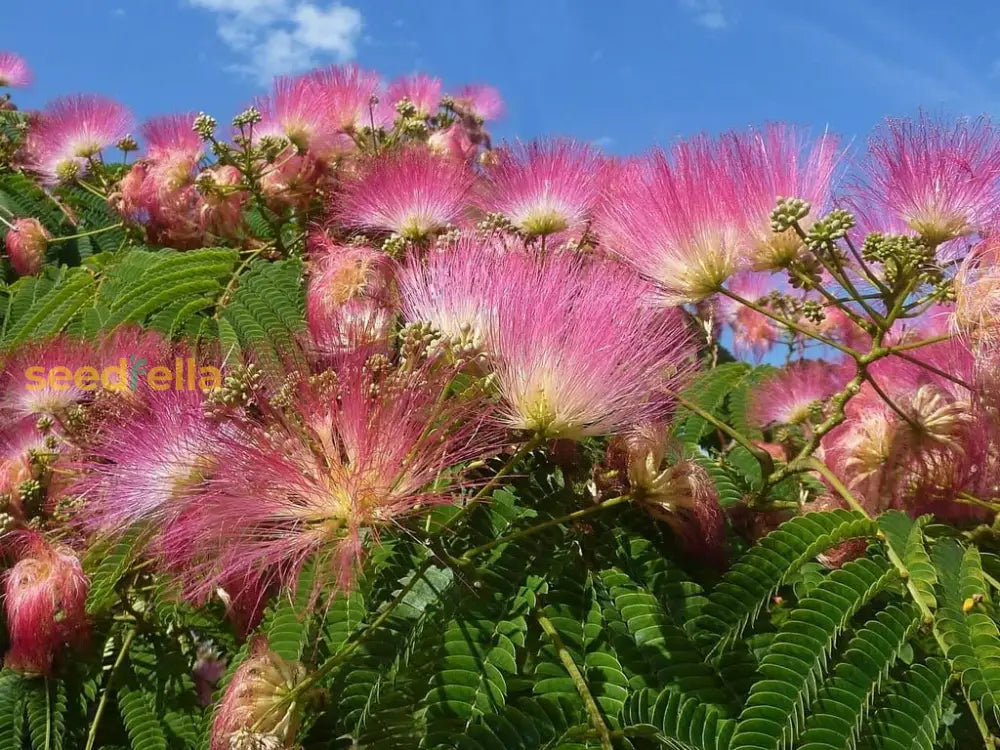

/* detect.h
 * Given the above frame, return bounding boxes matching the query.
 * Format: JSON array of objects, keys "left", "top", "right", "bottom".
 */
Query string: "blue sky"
[{"left": 4, "top": 0, "right": 1000, "bottom": 154}]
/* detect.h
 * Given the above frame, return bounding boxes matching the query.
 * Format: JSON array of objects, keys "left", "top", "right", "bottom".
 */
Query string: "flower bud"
[
  {"left": 3, "top": 532, "right": 89, "bottom": 676},
  {"left": 5, "top": 218, "right": 50, "bottom": 276},
  {"left": 210, "top": 638, "right": 307, "bottom": 750}
]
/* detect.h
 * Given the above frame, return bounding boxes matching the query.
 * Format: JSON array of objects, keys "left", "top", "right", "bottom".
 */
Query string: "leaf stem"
[
  {"left": 49, "top": 223, "right": 123, "bottom": 244},
  {"left": 535, "top": 611, "right": 613, "bottom": 750},
  {"left": 84, "top": 628, "right": 136, "bottom": 750},
  {"left": 671, "top": 392, "right": 774, "bottom": 477}
]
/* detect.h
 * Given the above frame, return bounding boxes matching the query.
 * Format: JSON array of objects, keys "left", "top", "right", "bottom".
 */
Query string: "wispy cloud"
[
  {"left": 772, "top": 2, "right": 998, "bottom": 115},
  {"left": 679, "top": 0, "right": 729, "bottom": 30},
  {"left": 185, "top": 0, "right": 363, "bottom": 83}
]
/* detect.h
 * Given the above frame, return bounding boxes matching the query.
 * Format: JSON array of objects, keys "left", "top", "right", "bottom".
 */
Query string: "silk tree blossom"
[
  {"left": 853, "top": 114, "right": 1000, "bottom": 245},
  {"left": 0, "top": 52, "right": 31, "bottom": 88},
  {"left": 608, "top": 424, "right": 727, "bottom": 567},
  {"left": 306, "top": 241, "right": 398, "bottom": 358},
  {"left": 72, "top": 388, "right": 218, "bottom": 534},
  {"left": 334, "top": 147, "right": 474, "bottom": 240},
  {"left": 397, "top": 236, "right": 509, "bottom": 350},
  {"left": 24, "top": 94, "right": 133, "bottom": 183},
  {"left": 0, "top": 337, "right": 96, "bottom": 421},
  {"left": 255, "top": 76, "right": 345, "bottom": 159},
  {"left": 953, "top": 237, "right": 1000, "bottom": 348},
  {"left": 749, "top": 360, "right": 847, "bottom": 428},
  {"left": 823, "top": 344, "right": 976, "bottom": 513},
  {"left": 488, "top": 253, "right": 696, "bottom": 439},
  {"left": 5, "top": 217, "right": 50, "bottom": 276},
  {"left": 721, "top": 124, "right": 840, "bottom": 270},
  {"left": 159, "top": 353, "right": 502, "bottom": 601},
  {"left": 452, "top": 84, "right": 505, "bottom": 122},
  {"left": 141, "top": 113, "right": 203, "bottom": 191},
  {"left": 0, "top": 419, "right": 48, "bottom": 516},
  {"left": 386, "top": 74, "right": 442, "bottom": 118},
  {"left": 210, "top": 637, "right": 306, "bottom": 750},
  {"left": 478, "top": 139, "right": 605, "bottom": 238},
  {"left": 3, "top": 532, "right": 89, "bottom": 676},
  {"left": 306, "top": 64, "right": 390, "bottom": 132},
  {"left": 597, "top": 138, "right": 745, "bottom": 304}
]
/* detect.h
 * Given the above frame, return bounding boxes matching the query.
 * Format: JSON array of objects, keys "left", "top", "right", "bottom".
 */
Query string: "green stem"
[
  {"left": 535, "top": 611, "right": 614, "bottom": 750},
  {"left": 44, "top": 677, "right": 51, "bottom": 750},
  {"left": 887, "top": 334, "right": 953, "bottom": 353},
  {"left": 671, "top": 392, "right": 774, "bottom": 477},
  {"left": 458, "top": 495, "right": 633, "bottom": 562},
  {"left": 252, "top": 558, "right": 434, "bottom": 731},
  {"left": 49, "top": 222, "right": 123, "bottom": 244},
  {"left": 434, "top": 436, "right": 542, "bottom": 534},
  {"left": 717, "top": 286, "right": 860, "bottom": 358},
  {"left": 84, "top": 629, "right": 136, "bottom": 750}
]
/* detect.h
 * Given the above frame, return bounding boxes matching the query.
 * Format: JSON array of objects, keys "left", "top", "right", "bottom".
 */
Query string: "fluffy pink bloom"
[
  {"left": 610, "top": 425, "right": 727, "bottom": 567},
  {"left": 160, "top": 354, "right": 501, "bottom": 601},
  {"left": 307, "top": 64, "right": 390, "bottom": 132},
  {"left": 488, "top": 254, "right": 697, "bottom": 439},
  {"left": 715, "top": 272, "right": 781, "bottom": 360},
  {"left": 3, "top": 532, "right": 89, "bottom": 676},
  {"left": 750, "top": 360, "right": 847, "bottom": 428},
  {"left": 427, "top": 124, "right": 477, "bottom": 162},
  {"left": 259, "top": 152, "right": 324, "bottom": 212},
  {"left": 0, "top": 337, "right": 96, "bottom": 421},
  {"left": 72, "top": 388, "right": 217, "bottom": 533},
  {"left": 141, "top": 113, "right": 202, "bottom": 190},
  {"left": 852, "top": 114, "right": 1000, "bottom": 245},
  {"left": 306, "top": 242, "right": 398, "bottom": 358},
  {"left": 199, "top": 164, "right": 247, "bottom": 238},
  {"left": 398, "top": 237, "right": 507, "bottom": 348},
  {"left": 210, "top": 637, "right": 306, "bottom": 750},
  {"left": 255, "top": 76, "right": 345, "bottom": 158},
  {"left": 387, "top": 73, "right": 442, "bottom": 118},
  {"left": 721, "top": 124, "right": 840, "bottom": 269},
  {"left": 0, "top": 419, "right": 47, "bottom": 516},
  {"left": 452, "top": 84, "right": 505, "bottom": 121},
  {"left": 953, "top": 237, "right": 1000, "bottom": 347},
  {"left": 25, "top": 94, "right": 133, "bottom": 182},
  {"left": 0, "top": 52, "right": 31, "bottom": 88},
  {"left": 478, "top": 139, "right": 605, "bottom": 238},
  {"left": 335, "top": 147, "right": 474, "bottom": 239},
  {"left": 822, "top": 343, "right": 977, "bottom": 513},
  {"left": 596, "top": 138, "right": 745, "bottom": 304},
  {"left": 5, "top": 217, "right": 50, "bottom": 276}
]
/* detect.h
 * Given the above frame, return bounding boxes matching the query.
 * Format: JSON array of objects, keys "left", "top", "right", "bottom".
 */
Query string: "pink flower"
[
  {"left": 141, "top": 113, "right": 202, "bottom": 190},
  {"left": 715, "top": 272, "right": 781, "bottom": 360},
  {"left": 5, "top": 217, "right": 50, "bottom": 276},
  {"left": 199, "top": 165, "right": 247, "bottom": 239},
  {"left": 0, "top": 337, "right": 96, "bottom": 421},
  {"left": 488, "top": 254, "right": 696, "bottom": 439},
  {"left": 452, "top": 84, "right": 505, "bottom": 121},
  {"left": 306, "top": 242, "right": 398, "bottom": 358},
  {"left": 24, "top": 94, "right": 133, "bottom": 183},
  {"left": 750, "top": 360, "right": 847, "bottom": 428},
  {"left": 307, "top": 64, "right": 390, "bottom": 132},
  {"left": 0, "top": 51, "right": 32, "bottom": 88},
  {"left": 259, "top": 153, "right": 324, "bottom": 212},
  {"left": 334, "top": 147, "right": 474, "bottom": 239},
  {"left": 0, "top": 419, "right": 48, "bottom": 517},
  {"left": 953, "top": 237, "right": 1000, "bottom": 347},
  {"left": 478, "top": 139, "right": 605, "bottom": 238},
  {"left": 210, "top": 637, "right": 306, "bottom": 750},
  {"left": 398, "top": 236, "right": 515, "bottom": 349},
  {"left": 160, "top": 353, "right": 501, "bottom": 601},
  {"left": 255, "top": 76, "right": 343, "bottom": 158},
  {"left": 387, "top": 73, "right": 442, "bottom": 118},
  {"left": 427, "top": 124, "right": 477, "bottom": 162},
  {"left": 852, "top": 113, "right": 1000, "bottom": 245},
  {"left": 596, "top": 138, "right": 745, "bottom": 304},
  {"left": 72, "top": 387, "right": 217, "bottom": 533},
  {"left": 721, "top": 124, "right": 840, "bottom": 269},
  {"left": 3, "top": 532, "right": 89, "bottom": 676}
]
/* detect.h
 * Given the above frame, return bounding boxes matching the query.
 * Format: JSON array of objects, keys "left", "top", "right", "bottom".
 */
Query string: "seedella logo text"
[{"left": 25, "top": 356, "right": 223, "bottom": 392}]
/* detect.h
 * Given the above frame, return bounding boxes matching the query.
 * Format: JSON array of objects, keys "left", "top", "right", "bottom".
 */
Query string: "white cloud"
[
  {"left": 186, "top": 0, "right": 363, "bottom": 83},
  {"left": 679, "top": 0, "right": 729, "bottom": 30}
]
